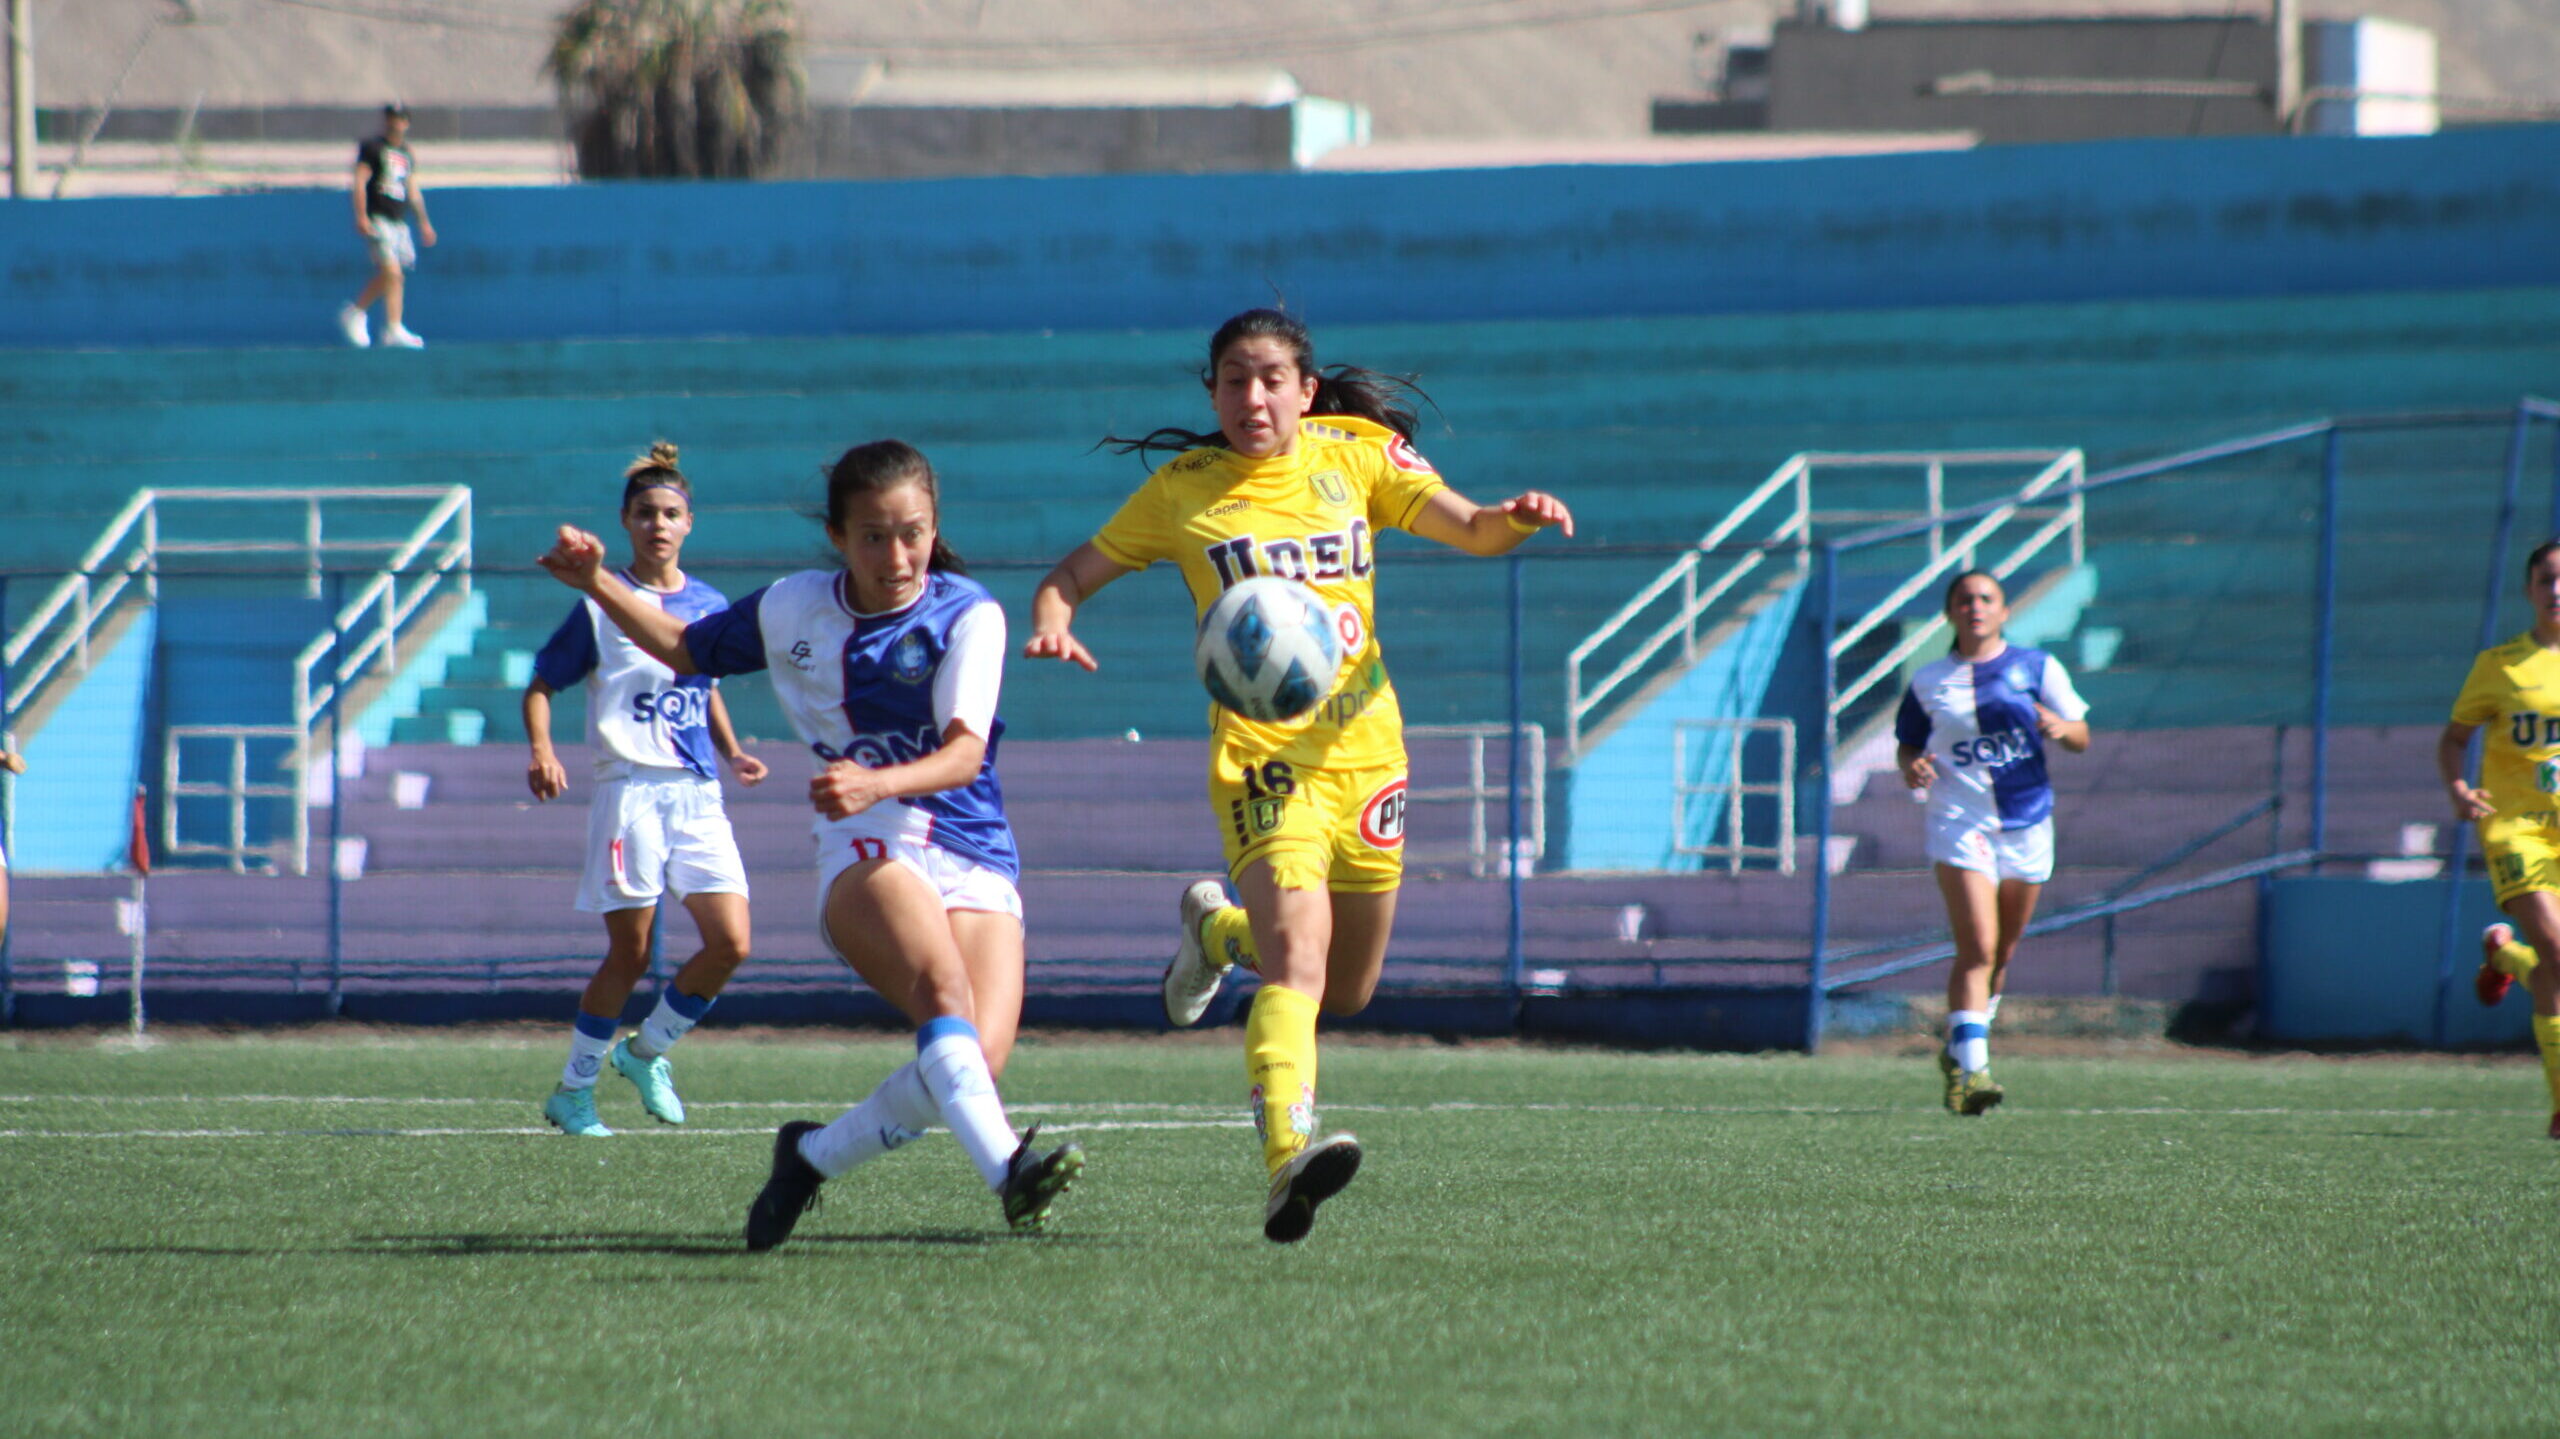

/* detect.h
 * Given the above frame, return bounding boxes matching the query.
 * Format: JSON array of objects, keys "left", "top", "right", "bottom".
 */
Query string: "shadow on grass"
[{"left": 93, "top": 1229, "right": 1123, "bottom": 1260}]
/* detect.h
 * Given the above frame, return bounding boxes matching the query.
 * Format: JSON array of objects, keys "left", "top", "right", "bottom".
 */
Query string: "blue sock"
[{"left": 634, "top": 987, "right": 713, "bottom": 1059}]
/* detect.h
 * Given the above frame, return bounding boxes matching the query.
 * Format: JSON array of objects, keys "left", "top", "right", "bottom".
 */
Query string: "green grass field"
[{"left": 2, "top": 1028, "right": 2554, "bottom": 1438}]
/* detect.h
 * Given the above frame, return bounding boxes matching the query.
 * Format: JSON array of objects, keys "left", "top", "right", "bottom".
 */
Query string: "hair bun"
[{"left": 648, "top": 441, "right": 680, "bottom": 467}]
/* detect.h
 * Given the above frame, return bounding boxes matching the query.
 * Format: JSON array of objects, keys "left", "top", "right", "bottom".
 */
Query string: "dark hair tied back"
[
  {"left": 825, "top": 439, "right": 966, "bottom": 575},
  {"left": 621, "top": 440, "right": 690, "bottom": 511},
  {"left": 1102, "top": 307, "right": 1433, "bottom": 463}
]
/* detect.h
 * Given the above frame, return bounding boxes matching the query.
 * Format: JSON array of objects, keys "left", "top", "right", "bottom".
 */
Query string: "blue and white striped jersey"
[
  {"left": 681, "top": 568, "right": 1017, "bottom": 879},
  {"left": 534, "top": 570, "right": 728, "bottom": 781},
  {"left": 1894, "top": 644, "right": 2089, "bottom": 832}
]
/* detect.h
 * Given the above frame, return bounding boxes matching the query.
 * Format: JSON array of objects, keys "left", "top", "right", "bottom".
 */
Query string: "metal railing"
[
  {"left": 1407, "top": 722, "right": 1546, "bottom": 877},
  {"left": 163, "top": 725, "right": 305, "bottom": 873},
  {"left": 1564, "top": 455, "right": 1810, "bottom": 759},
  {"left": 1671, "top": 717, "right": 1797, "bottom": 874},
  {"left": 1822, "top": 450, "right": 2084, "bottom": 732},
  {"left": 0, "top": 487, "right": 474, "bottom": 874}
]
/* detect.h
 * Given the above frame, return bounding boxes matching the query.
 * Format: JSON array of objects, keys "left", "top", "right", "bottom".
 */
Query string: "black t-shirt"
[{"left": 356, "top": 137, "right": 413, "bottom": 221}]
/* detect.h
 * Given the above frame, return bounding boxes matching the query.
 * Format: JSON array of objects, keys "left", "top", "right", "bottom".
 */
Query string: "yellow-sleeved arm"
[
  {"left": 2453, "top": 650, "right": 2506, "bottom": 727},
  {"left": 1363, "top": 433, "right": 1447, "bottom": 534},
  {"left": 1091, "top": 471, "right": 1173, "bottom": 570}
]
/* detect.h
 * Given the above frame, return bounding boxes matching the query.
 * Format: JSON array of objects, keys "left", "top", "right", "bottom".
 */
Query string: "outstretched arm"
[
  {"left": 536, "top": 526, "right": 697, "bottom": 674},
  {"left": 1025, "top": 542, "right": 1136, "bottom": 672},
  {"left": 1407, "top": 487, "right": 1575, "bottom": 557}
]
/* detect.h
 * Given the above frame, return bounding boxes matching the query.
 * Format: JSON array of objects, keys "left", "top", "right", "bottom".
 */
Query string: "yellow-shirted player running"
[
  {"left": 2443, "top": 537, "right": 2560, "bottom": 1139},
  {"left": 1026, "top": 308, "right": 1572, "bottom": 1241}
]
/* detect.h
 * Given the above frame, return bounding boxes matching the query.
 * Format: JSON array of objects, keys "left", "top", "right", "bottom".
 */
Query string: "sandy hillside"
[{"left": 20, "top": 0, "right": 2560, "bottom": 140}]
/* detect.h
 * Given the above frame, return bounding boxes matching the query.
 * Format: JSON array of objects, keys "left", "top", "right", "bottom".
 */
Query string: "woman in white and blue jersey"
[
  {"left": 537, "top": 439, "right": 1083, "bottom": 1249},
  {"left": 524, "top": 443, "right": 765, "bottom": 1139},
  {"left": 1894, "top": 570, "right": 2091, "bottom": 1115}
]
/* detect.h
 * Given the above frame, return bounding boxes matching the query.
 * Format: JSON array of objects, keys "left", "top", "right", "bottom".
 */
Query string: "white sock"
[
  {"left": 915, "top": 1016, "right": 1018, "bottom": 1190},
  {"left": 1947, "top": 1010, "right": 1991, "bottom": 1073},
  {"left": 798, "top": 1061, "right": 937, "bottom": 1179},
  {"left": 1986, "top": 993, "right": 2003, "bottom": 1026},
  {"left": 560, "top": 1012, "right": 617, "bottom": 1090},
  {"left": 631, "top": 987, "right": 712, "bottom": 1059}
]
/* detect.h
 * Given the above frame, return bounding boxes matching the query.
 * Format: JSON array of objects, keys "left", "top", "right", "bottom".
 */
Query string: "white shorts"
[
  {"left": 365, "top": 219, "right": 416, "bottom": 271},
  {"left": 815, "top": 832, "right": 1022, "bottom": 960},
  {"left": 1926, "top": 813, "right": 2055, "bottom": 884},
  {"left": 575, "top": 770, "right": 748, "bottom": 914}
]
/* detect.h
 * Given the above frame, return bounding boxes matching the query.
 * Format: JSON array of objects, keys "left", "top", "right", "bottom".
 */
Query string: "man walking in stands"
[{"left": 338, "top": 103, "right": 436, "bottom": 349}]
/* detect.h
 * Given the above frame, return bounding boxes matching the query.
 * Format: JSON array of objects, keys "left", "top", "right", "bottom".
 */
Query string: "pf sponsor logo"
[
  {"left": 1384, "top": 435, "right": 1436, "bottom": 475},
  {"left": 1358, "top": 778, "right": 1408, "bottom": 849}
]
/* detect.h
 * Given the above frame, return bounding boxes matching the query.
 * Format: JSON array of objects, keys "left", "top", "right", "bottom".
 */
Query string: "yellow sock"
[
  {"left": 1246, "top": 983, "right": 1319, "bottom": 1175},
  {"left": 2534, "top": 1016, "right": 2560, "bottom": 1115},
  {"left": 2497, "top": 939, "right": 2539, "bottom": 979},
  {"left": 1205, "top": 904, "right": 1260, "bottom": 974}
]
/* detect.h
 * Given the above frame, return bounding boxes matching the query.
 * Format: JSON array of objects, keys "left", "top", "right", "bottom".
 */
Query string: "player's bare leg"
[
  {"left": 2500, "top": 890, "right": 2560, "bottom": 1137},
  {"left": 1934, "top": 864, "right": 2005, "bottom": 1115},
  {"left": 610, "top": 890, "right": 751, "bottom": 1125}
]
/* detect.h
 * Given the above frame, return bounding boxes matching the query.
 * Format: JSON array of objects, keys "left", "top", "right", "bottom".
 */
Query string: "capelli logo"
[
  {"left": 1204, "top": 500, "right": 1250, "bottom": 518},
  {"left": 788, "top": 640, "right": 817, "bottom": 672}
]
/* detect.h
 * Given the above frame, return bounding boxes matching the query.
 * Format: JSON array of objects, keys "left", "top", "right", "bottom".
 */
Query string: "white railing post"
[
  {"left": 1926, "top": 459, "right": 1945, "bottom": 565},
  {"left": 304, "top": 496, "right": 323, "bottom": 600}
]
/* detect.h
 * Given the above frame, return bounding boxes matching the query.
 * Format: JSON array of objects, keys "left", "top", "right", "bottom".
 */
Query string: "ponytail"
[{"left": 1102, "top": 307, "right": 1432, "bottom": 463}]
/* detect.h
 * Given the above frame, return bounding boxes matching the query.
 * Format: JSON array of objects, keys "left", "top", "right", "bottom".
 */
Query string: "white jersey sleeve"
[{"left": 933, "top": 601, "right": 1005, "bottom": 739}]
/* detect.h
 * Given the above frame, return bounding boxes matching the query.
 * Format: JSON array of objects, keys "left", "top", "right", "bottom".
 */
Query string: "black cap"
[{"left": 383, "top": 101, "right": 409, "bottom": 117}]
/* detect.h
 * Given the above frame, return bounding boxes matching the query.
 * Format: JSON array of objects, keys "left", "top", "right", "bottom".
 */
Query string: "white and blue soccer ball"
[{"left": 1194, "top": 577, "right": 1342, "bottom": 723}]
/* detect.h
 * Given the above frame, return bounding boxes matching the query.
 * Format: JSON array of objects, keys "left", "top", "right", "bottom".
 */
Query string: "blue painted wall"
[
  {"left": 1568, "top": 578, "right": 1806, "bottom": 871},
  {"left": 10, "top": 610, "right": 153, "bottom": 872},
  {"left": 2259, "top": 875, "right": 2532, "bottom": 1046},
  {"left": 3, "top": 126, "right": 2556, "bottom": 348}
]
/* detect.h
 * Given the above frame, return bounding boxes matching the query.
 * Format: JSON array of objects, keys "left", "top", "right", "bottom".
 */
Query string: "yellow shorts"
[
  {"left": 2483, "top": 814, "right": 2560, "bottom": 906},
  {"left": 1211, "top": 751, "right": 1407, "bottom": 893}
]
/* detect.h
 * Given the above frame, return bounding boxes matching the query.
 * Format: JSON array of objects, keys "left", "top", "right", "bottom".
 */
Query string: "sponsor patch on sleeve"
[{"left": 1385, "top": 435, "right": 1437, "bottom": 474}]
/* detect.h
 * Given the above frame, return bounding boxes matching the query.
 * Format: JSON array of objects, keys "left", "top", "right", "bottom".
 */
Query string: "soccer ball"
[{"left": 1194, "top": 577, "right": 1342, "bottom": 723}]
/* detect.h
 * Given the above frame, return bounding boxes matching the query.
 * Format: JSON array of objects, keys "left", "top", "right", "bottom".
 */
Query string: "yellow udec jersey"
[
  {"left": 2452, "top": 633, "right": 2560, "bottom": 824},
  {"left": 1090, "top": 414, "right": 1446, "bottom": 770}
]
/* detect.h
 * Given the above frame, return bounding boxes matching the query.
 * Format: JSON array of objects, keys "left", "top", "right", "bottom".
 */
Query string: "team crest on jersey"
[
  {"left": 890, "top": 630, "right": 932, "bottom": 684},
  {"left": 787, "top": 639, "right": 817, "bottom": 673},
  {"left": 1250, "top": 796, "right": 1286, "bottom": 835},
  {"left": 1310, "top": 471, "right": 1350, "bottom": 508},
  {"left": 1385, "top": 435, "right": 1436, "bottom": 474}
]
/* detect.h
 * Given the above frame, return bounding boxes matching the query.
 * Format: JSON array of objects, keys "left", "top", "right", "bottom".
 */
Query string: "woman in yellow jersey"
[
  {"left": 1026, "top": 309, "right": 1572, "bottom": 1242},
  {"left": 2443, "top": 537, "right": 2560, "bottom": 1139}
]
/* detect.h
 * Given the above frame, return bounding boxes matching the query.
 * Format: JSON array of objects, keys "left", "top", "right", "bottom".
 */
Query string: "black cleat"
[
  {"left": 1263, "top": 1132, "right": 1361, "bottom": 1244},
  {"left": 745, "top": 1120, "right": 826, "bottom": 1252},
  {"left": 998, "top": 1123, "right": 1085, "bottom": 1233}
]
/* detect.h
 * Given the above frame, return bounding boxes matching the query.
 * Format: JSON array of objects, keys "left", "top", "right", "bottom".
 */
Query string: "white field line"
[{"left": 0, "top": 1093, "right": 2534, "bottom": 1143}]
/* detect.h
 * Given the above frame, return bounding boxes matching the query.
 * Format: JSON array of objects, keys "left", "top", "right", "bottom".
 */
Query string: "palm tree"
[{"left": 546, "top": 0, "right": 803, "bottom": 180}]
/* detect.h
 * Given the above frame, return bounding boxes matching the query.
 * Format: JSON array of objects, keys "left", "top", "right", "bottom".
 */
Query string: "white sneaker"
[
  {"left": 381, "top": 325, "right": 424, "bottom": 349},
  {"left": 336, "top": 304, "right": 370, "bottom": 348},
  {"left": 1162, "top": 879, "right": 1237, "bottom": 1027}
]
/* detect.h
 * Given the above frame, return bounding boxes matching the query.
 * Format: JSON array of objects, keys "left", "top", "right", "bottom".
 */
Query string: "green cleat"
[
  {"left": 543, "top": 1083, "right": 613, "bottom": 1137},
  {"left": 1938, "top": 1048, "right": 1965, "bottom": 1113},
  {"left": 998, "top": 1124, "right": 1085, "bottom": 1233},
  {"left": 1958, "top": 1068, "right": 2005, "bottom": 1116},
  {"left": 608, "top": 1036, "right": 685, "bottom": 1125}
]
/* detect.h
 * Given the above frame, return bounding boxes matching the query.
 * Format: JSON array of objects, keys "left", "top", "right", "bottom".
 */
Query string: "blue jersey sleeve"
[
  {"left": 683, "top": 584, "right": 771, "bottom": 678},
  {"left": 531, "top": 603, "right": 598, "bottom": 691},
  {"left": 1893, "top": 686, "right": 1931, "bottom": 749}
]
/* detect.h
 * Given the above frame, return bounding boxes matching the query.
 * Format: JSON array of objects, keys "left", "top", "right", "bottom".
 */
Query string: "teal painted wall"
[
  {"left": 2260, "top": 875, "right": 2532, "bottom": 1046},
  {"left": 2, "top": 126, "right": 2555, "bottom": 347}
]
